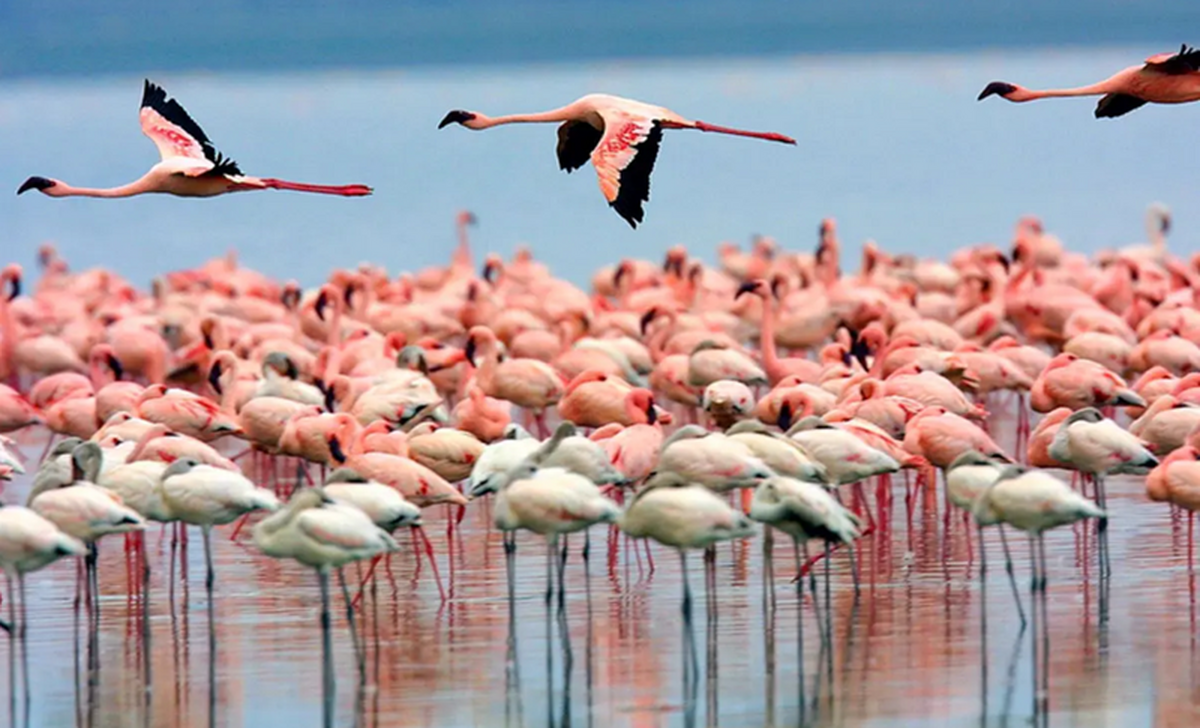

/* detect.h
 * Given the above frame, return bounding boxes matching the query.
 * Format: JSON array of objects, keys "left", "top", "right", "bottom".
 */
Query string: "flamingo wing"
[
  {"left": 1094, "top": 93, "right": 1147, "bottom": 118},
  {"left": 557, "top": 120, "right": 603, "bottom": 172},
  {"left": 1144, "top": 44, "right": 1200, "bottom": 74},
  {"left": 139, "top": 80, "right": 242, "bottom": 176},
  {"left": 589, "top": 112, "right": 663, "bottom": 229}
]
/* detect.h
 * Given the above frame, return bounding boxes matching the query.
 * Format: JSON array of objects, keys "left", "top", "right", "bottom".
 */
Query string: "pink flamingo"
[
  {"left": 18, "top": 80, "right": 372, "bottom": 199},
  {"left": 734, "top": 279, "right": 822, "bottom": 384},
  {"left": 465, "top": 325, "right": 564, "bottom": 438},
  {"left": 979, "top": 45, "right": 1200, "bottom": 118},
  {"left": 439, "top": 94, "right": 795, "bottom": 227}
]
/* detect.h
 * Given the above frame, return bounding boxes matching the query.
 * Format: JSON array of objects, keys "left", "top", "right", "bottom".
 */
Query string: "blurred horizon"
[{"left": 3, "top": 1, "right": 1200, "bottom": 79}]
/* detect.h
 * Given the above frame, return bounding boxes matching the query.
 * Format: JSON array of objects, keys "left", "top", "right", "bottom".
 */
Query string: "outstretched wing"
[
  {"left": 1144, "top": 44, "right": 1200, "bottom": 75},
  {"left": 556, "top": 120, "right": 603, "bottom": 172},
  {"left": 590, "top": 113, "right": 663, "bottom": 229},
  {"left": 1094, "top": 93, "right": 1148, "bottom": 118},
  {"left": 139, "top": 80, "right": 242, "bottom": 176}
]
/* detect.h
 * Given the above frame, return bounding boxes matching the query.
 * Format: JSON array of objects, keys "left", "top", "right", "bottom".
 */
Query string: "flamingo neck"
[
  {"left": 473, "top": 107, "right": 576, "bottom": 129},
  {"left": 1011, "top": 80, "right": 1119, "bottom": 101},
  {"left": 756, "top": 294, "right": 783, "bottom": 373},
  {"left": 50, "top": 179, "right": 151, "bottom": 198}
]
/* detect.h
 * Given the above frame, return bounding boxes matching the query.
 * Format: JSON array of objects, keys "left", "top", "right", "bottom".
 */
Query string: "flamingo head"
[
  {"left": 628, "top": 388, "right": 657, "bottom": 424},
  {"left": 438, "top": 109, "right": 480, "bottom": 130},
  {"left": 457, "top": 210, "right": 478, "bottom": 226},
  {"left": 16, "top": 176, "right": 59, "bottom": 196},
  {"left": 976, "top": 81, "right": 1020, "bottom": 101}
]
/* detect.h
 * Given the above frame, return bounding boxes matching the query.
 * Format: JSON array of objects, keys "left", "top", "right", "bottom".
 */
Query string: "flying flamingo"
[
  {"left": 978, "top": 44, "right": 1200, "bottom": 118},
  {"left": 18, "top": 80, "right": 372, "bottom": 199},
  {"left": 438, "top": 94, "right": 795, "bottom": 227}
]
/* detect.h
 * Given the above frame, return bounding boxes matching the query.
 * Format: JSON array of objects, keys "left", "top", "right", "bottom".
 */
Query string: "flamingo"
[
  {"left": 158, "top": 458, "right": 280, "bottom": 635},
  {"left": 978, "top": 45, "right": 1200, "bottom": 118},
  {"left": 18, "top": 80, "right": 372, "bottom": 199},
  {"left": 972, "top": 466, "right": 1105, "bottom": 710},
  {"left": 438, "top": 94, "right": 795, "bottom": 227},
  {"left": 492, "top": 443, "right": 620, "bottom": 611},
  {"left": 0, "top": 505, "right": 87, "bottom": 723},
  {"left": 618, "top": 472, "right": 756, "bottom": 663},
  {"left": 749, "top": 474, "right": 862, "bottom": 632},
  {"left": 27, "top": 442, "right": 146, "bottom": 625},
  {"left": 253, "top": 487, "right": 398, "bottom": 708},
  {"left": 945, "top": 451, "right": 1026, "bottom": 624},
  {"left": 1049, "top": 408, "right": 1157, "bottom": 574}
]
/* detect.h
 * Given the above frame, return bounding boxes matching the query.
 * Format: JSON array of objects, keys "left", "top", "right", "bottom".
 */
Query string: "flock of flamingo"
[{"left": 1, "top": 44, "right": 1200, "bottom": 724}]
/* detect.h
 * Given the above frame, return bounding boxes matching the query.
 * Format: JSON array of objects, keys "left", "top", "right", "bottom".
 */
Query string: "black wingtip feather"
[
  {"left": 609, "top": 122, "right": 663, "bottom": 230},
  {"left": 141, "top": 79, "right": 242, "bottom": 175}
]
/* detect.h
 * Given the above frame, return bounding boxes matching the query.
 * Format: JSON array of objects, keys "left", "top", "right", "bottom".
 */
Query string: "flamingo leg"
[
  {"left": 414, "top": 527, "right": 446, "bottom": 601},
  {"left": 999, "top": 526, "right": 1027, "bottom": 627},
  {"left": 317, "top": 569, "right": 335, "bottom": 728},
  {"left": 351, "top": 555, "right": 383, "bottom": 609},
  {"left": 337, "top": 568, "right": 366, "bottom": 684}
]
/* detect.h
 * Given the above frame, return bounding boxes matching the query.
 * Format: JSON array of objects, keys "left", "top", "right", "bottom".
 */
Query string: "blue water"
[{"left": 1, "top": 48, "right": 1196, "bottom": 288}]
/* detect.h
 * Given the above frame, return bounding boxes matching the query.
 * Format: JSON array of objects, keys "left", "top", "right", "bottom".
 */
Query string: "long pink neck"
[
  {"left": 51, "top": 179, "right": 151, "bottom": 198},
  {"left": 757, "top": 295, "right": 783, "bottom": 373},
  {"left": 474, "top": 107, "right": 576, "bottom": 129},
  {"left": 1013, "top": 79, "right": 1120, "bottom": 101}
]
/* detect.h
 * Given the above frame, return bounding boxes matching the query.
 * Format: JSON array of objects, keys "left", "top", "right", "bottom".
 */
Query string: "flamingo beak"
[
  {"left": 6, "top": 275, "right": 19, "bottom": 301},
  {"left": 17, "top": 176, "right": 55, "bottom": 195},
  {"left": 315, "top": 290, "right": 329, "bottom": 321},
  {"left": 735, "top": 281, "right": 758, "bottom": 299},
  {"left": 646, "top": 401, "right": 658, "bottom": 425},
  {"left": 464, "top": 337, "right": 477, "bottom": 367},
  {"left": 107, "top": 354, "right": 124, "bottom": 381},
  {"left": 438, "top": 110, "right": 476, "bottom": 129},
  {"left": 321, "top": 382, "right": 337, "bottom": 413},
  {"left": 328, "top": 436, "right": 347, "bottom": 464},
  {"left": 777, "top": 401, "right": 793, "bottom": 431},
  {"left": 977, "top": 81, "right": 1017, "bottom": 101},
  {"left": 481, "top": 261, "right": 497, "bottom": 284},
  {"left": 207, "top": 361, "right": 224, "bottom": 395},
  {"left": 639, "top": 308, "right": 658, "bottom": 336}
]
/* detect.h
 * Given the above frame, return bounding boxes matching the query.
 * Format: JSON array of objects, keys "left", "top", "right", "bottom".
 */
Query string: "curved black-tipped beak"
[
  {"left": 464, "top": 337, "right": 477, "bottom": 367},
  {"left": 107, "top": 354, "right": 125, "bottom": 381},
  {"left": 639, "top": 308, "right": 658, "bottom": 336},
  {"left": 1162, "top": 215, "right": 1172, "bottom": 235},
  {"left": 207, "top": 361, "right": 224, "bottom": 395},
  {"left": 17, "top": 176, "right": 55, "bottom": 195},
  {"left": 646, "top": 401, "right": 658, "bottom": 425},
  {"left": 328, "top": 435, "right": 347, "bottom": 464},
  {"left": 7, "top": 275, "right": 20, "bottom": 302},
  {"left": 977, "top": 81, "right": 1017, "bottom": 101},
  {"left": 735, "top": 281, "right": 759, "bottom": 299},
  {"left": 777, "top": 401, "right": 793, "bottom": 432},
  {"left": 322, "top": 382, "right": 337, "bottom": 413},
  {"left": 315, "top": 290, "right": 328, "bottom": 321},
  {"left": 481, "top": 261, "right": 497, "bottom": 284},
  {"left": 438, "top": 110, "right": 476, "bottom": 129}
]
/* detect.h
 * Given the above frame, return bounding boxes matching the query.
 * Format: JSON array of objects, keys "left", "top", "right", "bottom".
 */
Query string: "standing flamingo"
[
  {"left": 978, "top": 45, "right": 1200, "bottom": 118},
  {"left": 0, "top": 505, "right": 86, "bottom": 724},
  {"left": 18, "top": 80, "right": 372, "bottom": 199},
  {"left": 253, "top": 487, "right": 397, "bottom": 714},
  {"left": 438, "top": 94, "right": 795, "bottom": 227}
]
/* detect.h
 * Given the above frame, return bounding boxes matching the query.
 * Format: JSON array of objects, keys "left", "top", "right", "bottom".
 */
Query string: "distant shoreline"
[{"left": 1, "top": 2, "right": 1197, "bottom": 79}]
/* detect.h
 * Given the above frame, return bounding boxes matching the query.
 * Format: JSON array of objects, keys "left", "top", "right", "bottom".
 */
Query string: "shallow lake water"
[{"left": 2, "top": 407, "right": 1199, "bottom": 728}]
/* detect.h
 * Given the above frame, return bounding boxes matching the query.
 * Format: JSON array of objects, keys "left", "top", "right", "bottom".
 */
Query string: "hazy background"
[{"left": 2, "top": 1, "right": 1199, "bottom": 287}]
